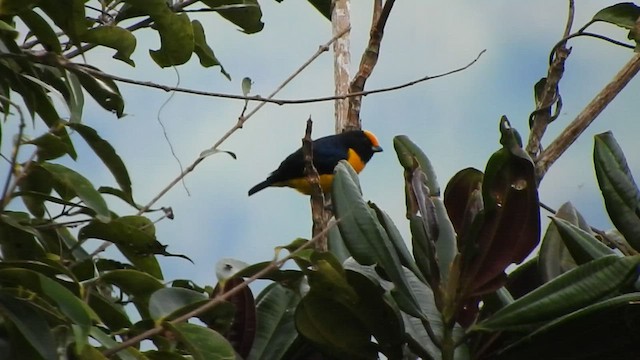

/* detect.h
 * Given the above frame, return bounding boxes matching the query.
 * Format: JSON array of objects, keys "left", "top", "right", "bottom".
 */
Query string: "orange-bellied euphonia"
[{"left": 248, "top": 130, "right": 383, "bottom": 196}]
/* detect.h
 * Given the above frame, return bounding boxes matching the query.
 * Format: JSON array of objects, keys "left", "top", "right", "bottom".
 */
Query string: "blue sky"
[{"left": 6, "top": 1, "right": 640, "bottom": 286}]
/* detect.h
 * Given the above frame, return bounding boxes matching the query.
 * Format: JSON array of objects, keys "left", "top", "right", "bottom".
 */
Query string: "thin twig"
[
  {"left": 346, "top": 0, "right": 395, "bottom": 130},
  {"left": 0, "top": 96, "right": 26, "bottom": 210},
  {"left": 535, "top": 53, "right": 640, "bottom": 182},
  {"left": 102, "top": 219, "right": 340, "bottom": 357},
  {"left": 63, "top": 48, "right": 485, "bottom": 106}
]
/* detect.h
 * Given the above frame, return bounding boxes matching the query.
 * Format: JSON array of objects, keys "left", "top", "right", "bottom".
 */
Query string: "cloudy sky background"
[{"left": 7, "top": 1, "right": 640, "bottom": 286}]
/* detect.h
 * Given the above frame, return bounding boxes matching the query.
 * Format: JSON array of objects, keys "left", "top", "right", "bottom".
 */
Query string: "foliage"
[{"left": 1, "top": 1, "right": 640, "bottom": 360}]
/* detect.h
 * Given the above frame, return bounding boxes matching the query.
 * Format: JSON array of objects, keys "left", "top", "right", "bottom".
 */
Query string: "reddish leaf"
[
  {"left": 213, "top": 278, "right": 256, "bottom": 358},
  {"left": 444, "top": 167, "right": 484, "bottom": 238}
]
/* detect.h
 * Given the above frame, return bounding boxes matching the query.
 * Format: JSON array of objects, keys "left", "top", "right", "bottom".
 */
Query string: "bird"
[{"left": 248, "top": 130, "right": 383, "bottom": 196}]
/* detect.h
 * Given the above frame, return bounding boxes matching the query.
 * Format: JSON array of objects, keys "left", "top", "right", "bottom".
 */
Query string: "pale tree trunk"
[{"left": 332, "top": 0, "right": 352, "bottom": 133}]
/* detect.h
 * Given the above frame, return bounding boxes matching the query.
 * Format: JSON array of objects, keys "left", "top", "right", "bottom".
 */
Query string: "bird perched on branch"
[{"left": 248, "top": 130, "right": 383, "bottom": 196}]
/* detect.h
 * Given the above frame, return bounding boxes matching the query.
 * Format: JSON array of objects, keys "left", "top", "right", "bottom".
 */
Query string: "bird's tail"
[{"left": 248, "top": 180, "right": 271, "bottom": 196}]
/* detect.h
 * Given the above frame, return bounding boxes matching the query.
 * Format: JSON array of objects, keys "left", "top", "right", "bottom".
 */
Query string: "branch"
[
  {"left": 61, "top": 49, "right": 484, "bottom": 106},
  {"left": 302, "top": 118, "right": 329, "bottom": 251},
  {"left": 346, "top": 0, "right": 395, "bottom": 131},
  {"left": 0, "top": 96, "right": 34, "bottom": 211},
  {"left": 332, "top": 0, "right": 352, "bottom": 133},
  {"left": 535, "top": 52, "right": 640, "bottom": 182},
  {"left": 525, "top": 0, "right": 574, "bottom": 159},
  {"left": 102, "top": 219, "right": 340, "bottom": 357}
]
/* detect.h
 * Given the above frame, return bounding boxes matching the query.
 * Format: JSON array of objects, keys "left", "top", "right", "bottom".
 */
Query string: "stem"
[
  {"left": 535, "top": 53, "right": 640, "bottom": 182},
  {"left": 332, "top": 0, "right": 351, "bottom": 133}
]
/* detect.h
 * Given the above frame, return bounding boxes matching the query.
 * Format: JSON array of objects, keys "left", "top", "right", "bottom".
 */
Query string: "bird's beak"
[{"left": 372, "top": 145, "right": 383, "bottom": 153}]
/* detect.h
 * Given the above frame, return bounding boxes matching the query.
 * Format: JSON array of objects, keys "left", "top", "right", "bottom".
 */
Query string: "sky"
[{"left": 6, "top": 1, "right": 640, "bottom": 287}]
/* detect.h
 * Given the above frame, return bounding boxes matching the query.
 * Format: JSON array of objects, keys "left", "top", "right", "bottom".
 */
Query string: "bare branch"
[
  {"left": 346, "top": 0, "right": 395, "bottom": 131},
  {"left": 102, "top": 219, "right": 340, "bottom": 357},
  {"left": 525, "top": 0, "right": 574, "bottom": 159},
  {"left": 536, "top": 52, "right": 640, "bottom": 182},
  {"left": 302, "top": 118, "right": 329, "bottom": 251}
]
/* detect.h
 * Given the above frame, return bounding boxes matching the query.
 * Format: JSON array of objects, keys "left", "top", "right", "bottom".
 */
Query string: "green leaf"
[
  {"left": 493, "top": 293, "right": 640, "bottom": 359},
  {"left": 99, "top": 269, "right": 164, "bottom": 319},
  {"left": 0, "top": 212, "right": 46, "bottom": 260},
  {"left": 148, "top": 287, "right": 208, "bottom": 321},
  {"left": 305, "top": 0, "right": 331, "bottom": 20},
  {"left": 0, "top": 269, "right": 93, "bottom": 345},
  {"left": 36, "top": 0, "right": 87, "bottom": 42},
  {"left": 248, "top": 283, "right": 300, "bottom": 360},
  {"left": 370, "top": 203, "right": 424, "bottom": 282},
  {"left": 201, "top": 0, "right": 264, "bottom": 34},
  {"left": 538, "top": 202, "right": 588, "bottom": 282},
  {"left": 551, "top": 217, "right": 615, "bottom": 263},
  {"left": 18, "top": 10, "right": 62, "bottom": 53},
  {"left": 79, "top": 216, "right": 163, "bottom": 278},
  {"left": 89, "top": 326, "right": 144, "bottom": 360},
  {"left": 192, "top": 20, "right": 230, "bottom": 79},
  {"left": 81, "top": 26, "right": 136, "bottom": 66},
  {"left": 64, "top": 70, "right": 84, "bottom": 123},
  {"left": 0, "top": 292, "right": 56, "bottom": 360},
  {"left": 393, "top": 135, "right": 440, "bottom": 196},
  {"left": 593, "top": 3, "right": 640, "bottom": 29},
  {"left": 594, "top": 131, "right": 640, "bottom": 252},
  {"left": 18, "top": 166, "right": 53, "bottom": 218},
  {"left": 0, "top": 0, "right": 38, "bottom": 15},
  {"left": 26, "top": 131, "right": 74, "bottom": 161},
  {"left": 88, "top": 292, "right": 132, "bottom": 331},
  {"left": 68, "top": 123, "right": 132, "bottom": 199},
  {"left": 241, "top": 77, "right": 252, "bottom": 95},
  {"left": 295, "top": 291, "right": 377, "bottom": 360},
  {"left": 476, "top": 255, "right": 640, "bottom": 330},
  {"left": 39, "top": 162, "right": 111, "bottom": 222},
  {"left": 332, "top": 161, "right": 424, "bottom": 318},
  {"left": 165, "top": 323, "right": 235, "bottom": 360},
  {"left": 122, "top": 0, "right": 194, "bottom": 67},
  {"left": 68, "top": 64, "right": 124, "bottom": 117}
]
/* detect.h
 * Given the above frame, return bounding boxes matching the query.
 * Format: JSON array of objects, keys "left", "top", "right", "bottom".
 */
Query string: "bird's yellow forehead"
[{"left": 363, "top": 130, "right": 380, "bottom": 147}]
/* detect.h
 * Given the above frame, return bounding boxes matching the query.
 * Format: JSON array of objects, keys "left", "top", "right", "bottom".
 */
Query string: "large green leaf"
[
  {"left": 79, "top": 216, "right": 163, "bottom": 278},
  {"left": 393, "top": 135, "right": 440, "bottom": 196},
  {"left": 68, "top": 64, "right": 124, "bottom": 117},
  {"left": 538, "top": 202, "right": 588, "bottom": 282},
  {"left": 191, "top": 20, "right": 230, "bottom": 79},
  {"left": 0, "top": 292, "right": 56, "bottom": 360},
  {"left": 305, "top": 0, "right": 331, "bottom": 20},
  {"left": 493, "top": 293, "right": 640, "bottom": 359},
  {"left": 295, "top": 292, "right": 377, "bottom": 360},
  {"left": 164, "top": 323, "right": 235, "bottom": 360},
  {"left": 551, "top": 217, "right": 615, "bottom": 263},
  {"left": 148, "top": 287, "right": 207, "bottom": 321},
  {"left": 0, "top": 0, "right": 38, "bottom": 15},
  {"left": 36, "top": 0, "right": 87, "bottom": 42},
  {"left": 18, "top": 165, "right": 53, "bottom": 218},
  {"left": 0, "top": 268, "right": 93, "bottom": 347},
  {"left": 248, "top": 283, "right": 300, "bottom": 360},
  {"left": 123, "top": 0, "right": 194, "bottom": 67},
  {"left": 201, "top": 0, "right": 264, "bottom": 34},
  {"left": 332, "top": 161, "right": 424, "bottom": 317},
  {"left": 18, "top": 9, "right": 62, "bottom": 53},
  {"left": 67, "top": 123, "right": 132, "bottom": 200},
  {"left": 81, "top": 26, "right": 136, "bottom": 66},
  {"left": 99, "top": 269, "right": 163, "bottom": 319},
  {"left": 593, "top": 3, "right": 640, "bottom": 29},
  {"left": 476, "top": 255, "right": 640, "bottom": 330},
  {"left": 594, "top": 131, "right": 640, "bottom": 251},
  {"left": 39, "top": 162, "right": 111, "bottom": 222},
  {"left": 0, "top": 212, "right": 46, "bottom": 260}
]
